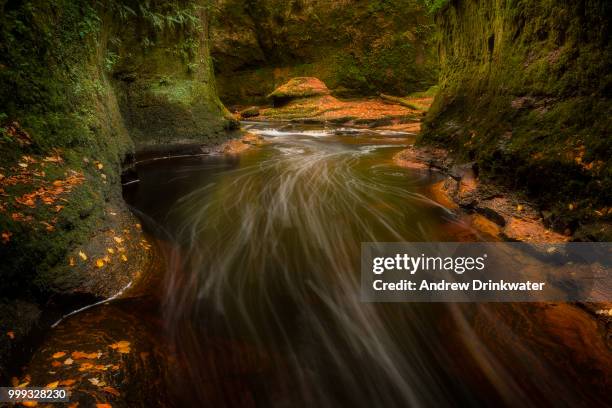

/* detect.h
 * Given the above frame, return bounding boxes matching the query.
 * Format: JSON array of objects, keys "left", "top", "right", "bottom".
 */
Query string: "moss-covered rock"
[
  {"left": 268, "top": 77, "right": 330, "bottom": 106},
  {"left": 0, "top": 0, "right": 230, "bottom": 374},
  {"left": 109, "top": 1, "right": 237, "bottom": 146},
  {"left": 420, "top": 0, "right": 612, "bottom": 237},
  {"left": 211, "top": 0, "right": 439, "bottom": 105}
]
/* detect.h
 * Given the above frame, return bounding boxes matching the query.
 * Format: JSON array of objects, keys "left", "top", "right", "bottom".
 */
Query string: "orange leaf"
[
  {"left": 45, "top": 381, "right": 59, "bottom": 389},
  {"left": 1, "top": 231, "right": 11, "bottom": 244},
  {"left": 102, "top": 386, "right": 120, "bottom": 397},
  {"left": 109, "top": 340, "right": 131, "bottom": 354},
  {"left": 72, "top": 351, "right": 99, "bottom": 360},
  {"left": 96, "top": 404, "right": 112, "bottom": 408},
  {"left": 59, "top": 379, "right": 77, "bottom": 386},
  {"left": 7, "top": 331, "right": 15, "bottom": 339},
  {"left": 95, "top": 259, "right": 105, "bottom": 268},
  {"left": 21, "top": 401, "right": 38, "bottom": 407},
  {"left": 52, "top": 351, "right": 66, "bottom": 359}
]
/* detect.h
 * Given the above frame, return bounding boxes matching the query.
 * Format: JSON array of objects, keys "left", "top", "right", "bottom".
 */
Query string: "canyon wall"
[
  {"left": 0, "top": 0, "right": 229, "bottom": 372},
  {"left": 421, "top": 0, "right": 612, "bottom": 239},
  {"left": 211, "top": 0, "right": 439, "bottom": 105}
]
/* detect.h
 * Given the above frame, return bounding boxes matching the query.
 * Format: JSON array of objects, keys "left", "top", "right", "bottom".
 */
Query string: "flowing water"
[{"left": 28, "top": 122, "right": 612, "bottom": 407}]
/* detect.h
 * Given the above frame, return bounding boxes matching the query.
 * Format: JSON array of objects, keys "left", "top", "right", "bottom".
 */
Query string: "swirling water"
[{"left": 118, "top": 122, "right": 610, "bottom": 407}]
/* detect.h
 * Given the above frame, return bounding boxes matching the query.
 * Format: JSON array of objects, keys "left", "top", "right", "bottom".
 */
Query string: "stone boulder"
[{"left": 268, "top": 77, "right": 331, "bottom": 106}]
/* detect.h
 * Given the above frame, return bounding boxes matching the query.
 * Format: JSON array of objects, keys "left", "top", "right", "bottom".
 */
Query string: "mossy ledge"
[
  {"left": 0, "top": 0, "right": 232, "bottom": 375},
  {"left": 420, "top": 0, "right": 612, "bottom": 240}
]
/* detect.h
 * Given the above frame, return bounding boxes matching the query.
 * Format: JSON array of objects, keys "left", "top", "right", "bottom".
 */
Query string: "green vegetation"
[
  {"left": 0, "top": 0, "right": 232, "bottom": 369},
  {"left": 210, "top": 0, "right": 439, "bottom": 105},
  {"left": 420, "top": 0, "right": 612, "bottom": 239},
  {"left": 423, "top": 0, "right": 449, "bottom": 13}
]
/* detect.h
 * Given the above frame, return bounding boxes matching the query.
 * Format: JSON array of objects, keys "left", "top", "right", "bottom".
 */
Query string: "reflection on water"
[{"left": 36, "top": 122, "right": 612, "bottom": 407}]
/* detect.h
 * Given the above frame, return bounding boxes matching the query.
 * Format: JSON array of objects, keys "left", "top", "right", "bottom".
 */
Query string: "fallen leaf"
[
  {"left": 69, "top": 257, "right": 75, "bottom": 266},
  {"left": 102, "top": 386, "right": 120, "bottom": 397},
  {"left": 109, "top": 340, "right": 131, "bottom": 354},
  {"left": 64, "top": 357, "right": 73, "bottom": 365},
  {"left": 107, "top": 248, "right": 115, "bottom": 254},
  {"left": 95, "top": 259, "right": 105, "bottom": 268},
  {"left": 68, "top": 403, "right": 79, "bottom": 408},
  {"left": 78, "top": 362, "right": 93, "bottom": 371},
  {"left": 1, "top": 231, "right": 11, "bottom": 244},
  {"left": 21, "top": 401, "right": 38, "bottom": 407},
  {"left": 45, "top": 381, "right": 59, "bottom": 389},
  {"left": 516, "top": 204, "right": 524, "bottom": 212},
  {"left": 52, "top": 361, "right": 62, "bottom": 367},
  {"left": 59, "top": 379, "right": 77, "bottom": 386},
  {"left": 88, "top": 378, "right": 100, "bottom": 386},
  {"left": 78, "top": 251, "right": 88, "bottom": 261},
  {"left": 52, "top": 351, "right": 66, "bottom": 359},
  {"left": 7, "top": 331, "right": 14, "bottom": 339},
  {"left": 72, "top": 351, "right": 99, "bottom": 360},
  {"left": 113, "top": 236, "right": 123, "bottom": 244},
  {"left": 121, "top": 254, "right": 127, "bottom": 262},
  {"left": 96, "top": 404, "right": 112, "bottom": 408}
]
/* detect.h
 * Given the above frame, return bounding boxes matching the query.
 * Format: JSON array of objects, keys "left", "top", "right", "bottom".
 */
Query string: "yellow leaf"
[
  {"left": 45, "top": 381, "right": 59, "bottom": 389},
  {"left": 95, "top": 259, "right": 105, "bottom": 268},
  {"left": 69, "top": 257, "right": 75, "bottom": 267},
  {"left": 121, "top": 254, "right": 127, "bottom": 262},
  {"left": 78, "top": 251, "right": 88, "bottom": 261},
  {"left": 22, "top": 402, "right": 38, "bottom": 407},
  {"left": 107, "top": 248, "right": 115, "bottom": 254},
  {"left": 113, "top": 236, "right": 123, "bottom": 244}
]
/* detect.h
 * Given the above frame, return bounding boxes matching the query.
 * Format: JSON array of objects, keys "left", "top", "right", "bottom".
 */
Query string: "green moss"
[
  {"left": 0, "top": 0, "right": 231, "bottom": 298},
  {"left": 211, "top": 0, "right": 439, "bottom": 105},
  {"left": 421, "top": 0, "right": 612, "bottom": 234}
]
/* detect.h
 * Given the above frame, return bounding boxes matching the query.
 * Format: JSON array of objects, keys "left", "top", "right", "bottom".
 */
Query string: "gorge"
[{"left": 0, "top": 1, "right": 610, "bottom": 407}]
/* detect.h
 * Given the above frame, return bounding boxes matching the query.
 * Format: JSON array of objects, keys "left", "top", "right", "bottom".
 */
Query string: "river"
[{"left": 25, "top": 122, "right": 612, "bottom": 407}]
